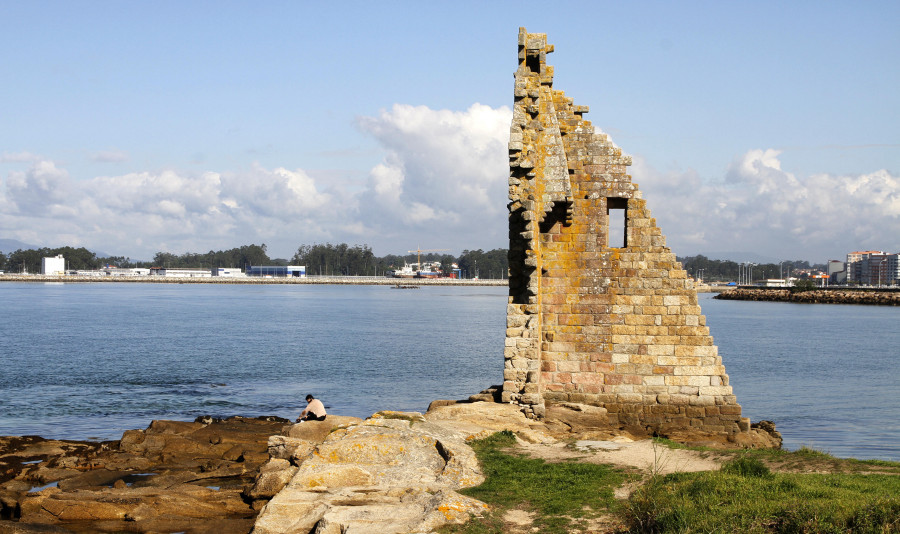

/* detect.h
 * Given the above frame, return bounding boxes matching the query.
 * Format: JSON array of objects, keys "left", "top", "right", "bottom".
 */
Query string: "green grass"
[
  {"left": 372, "top": 411, "right": 424, "bottom": 424},
  {"left": 623, "top": 456, "right": 900, "bottom": 533},
  {"left": 439, "top": 434, "right": 900, "bottom": 533},
  {"left": 723, "top": 446, "right": 900, "bottom": 475},
  {"left": 439, "top": 430, "right": 629, "bottom": 534}
]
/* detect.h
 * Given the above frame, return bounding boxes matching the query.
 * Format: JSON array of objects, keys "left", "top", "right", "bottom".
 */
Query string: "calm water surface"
[{"left": 0, "top": 283, "right": 897, "bottom": 460}]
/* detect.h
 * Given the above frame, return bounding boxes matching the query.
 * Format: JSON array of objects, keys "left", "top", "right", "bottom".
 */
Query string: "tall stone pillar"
[{"left": 503, "top": 28, "right": 749, "bottom": 436}]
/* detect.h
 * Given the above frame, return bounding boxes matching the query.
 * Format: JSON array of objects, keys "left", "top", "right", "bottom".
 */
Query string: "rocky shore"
[
  {"left": 0, "top": 400, "right": 782, "bottom": 534},
  {"left": 715, "top": 287, "right": 900, "bottom": 305}
]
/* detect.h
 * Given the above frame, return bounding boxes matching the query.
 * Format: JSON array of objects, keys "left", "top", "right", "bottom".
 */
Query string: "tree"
[
  {"left": 677, "top": 255, "right": 823, "bottom": 283},
  {"left": 148, "top": 244, "right": 271, "bottom": 270},
  {"left": 5, "top": 246, "right": 100, "bottom": 273},
  {"left": 457, "top": 248, "right": 509, "bottom": 279},
  {"left": 153, "top": 252, "right": 178, "bottom": 267},
  {"left": 97, "top": 256, "right": 137, "bottom": 268},
  {"left": 439, "top": 254, "right": 456, "bottom": 277},
  {"left": 7, "top": 248, "right": 46, "bottom": 274},
  {"left": 0, "top": 251, "right": 6, "bottom": 271},
  {"left": 292, "top": 243, "right": 376, "bottom": 276},
  {"left": 791, "top": 278, "right": 817, "bottom": 293},
  {"left": 238, "top": 244, "right": 270, "bottom": 268}
]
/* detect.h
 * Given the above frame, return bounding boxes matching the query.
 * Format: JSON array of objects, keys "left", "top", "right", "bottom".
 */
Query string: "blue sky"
[{"left": 1, "top": 1, "right": 898, "bottom": 262}]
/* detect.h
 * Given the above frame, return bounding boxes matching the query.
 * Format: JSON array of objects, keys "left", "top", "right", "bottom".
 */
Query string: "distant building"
[
  {"left": 246, "top": 265, "right": 306, "bottom": 277},
  {"left": 149, "top": 267, "right": 212, "bottom": 278},
  {"left": 74, "top": 269, "right": 106, "bottom": 277},
  {"left": 41, "top": 255, "right": 66, "bottom": 275},
  {"left": 106, "top": 267, "right": 150, "bottom": 276},
  {"left": 826, "top": 260, "right": 846, "bottom": 285},
  {"left": 846, "top": 250, "right": 884, "bottom": 283},
  {"left": 212, "top": 267, "right": 245, "bottom": 277},
  {"left": 857, "top": 253, "right": 900, "bottom": 286}
]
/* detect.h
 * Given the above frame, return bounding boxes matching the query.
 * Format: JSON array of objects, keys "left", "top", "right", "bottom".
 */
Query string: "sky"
[{"left": 1, "top": 1, "right": 898, "bottom": 263}]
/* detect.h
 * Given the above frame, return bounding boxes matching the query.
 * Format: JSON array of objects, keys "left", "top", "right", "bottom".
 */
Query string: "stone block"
[{"left": 699, "top": 386, "right": 733, "bottom": 396}]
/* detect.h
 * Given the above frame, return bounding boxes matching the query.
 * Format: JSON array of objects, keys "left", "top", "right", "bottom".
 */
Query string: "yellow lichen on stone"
[{"left": 504, "top": 28, "right": 744, "bottom": 435}]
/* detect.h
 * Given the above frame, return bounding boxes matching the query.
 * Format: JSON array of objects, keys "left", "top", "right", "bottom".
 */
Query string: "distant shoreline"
[{"left": 0, "top": 274, "right": 508, "bottom": 287}]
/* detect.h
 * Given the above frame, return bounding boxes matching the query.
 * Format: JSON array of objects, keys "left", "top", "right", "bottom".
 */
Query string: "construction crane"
[{"left": 407, "top": 248, "right": 449, "bottom": 269}]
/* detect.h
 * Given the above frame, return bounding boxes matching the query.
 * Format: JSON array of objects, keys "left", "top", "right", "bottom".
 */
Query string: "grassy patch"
[
  {"left": 372, "top": 411, "right": 423, "bottom": 425},
  {"left": 623, "top": 456, "right": 900, "bottom": 533},
  {"left": 650, "top": 436, "right": 693, "bottom": 450},
  {"left": 439, "top": 430, "right": 629, "bottom": 534},
  {"left": 725, "top": 446, "right": 900, "bottom": 475}
]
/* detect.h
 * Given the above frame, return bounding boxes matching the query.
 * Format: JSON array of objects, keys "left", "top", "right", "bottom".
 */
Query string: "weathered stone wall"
[{"left": 503, "top": 28, "right": 748, "bottom": 436}]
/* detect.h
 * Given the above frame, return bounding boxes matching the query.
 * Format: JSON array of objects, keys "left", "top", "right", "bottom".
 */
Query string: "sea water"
[{"left": 0, "top": 282, "right": 897, "bottom": 461}]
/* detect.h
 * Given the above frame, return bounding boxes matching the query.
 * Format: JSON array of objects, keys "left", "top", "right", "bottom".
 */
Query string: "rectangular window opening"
[{"left": 607, "top": 198, "right": 628, "bottom": 248}]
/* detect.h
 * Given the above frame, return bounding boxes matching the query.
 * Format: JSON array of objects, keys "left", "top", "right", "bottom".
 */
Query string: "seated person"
[{"left": 296, "top": 394, "right": 326, "bottom": 422}]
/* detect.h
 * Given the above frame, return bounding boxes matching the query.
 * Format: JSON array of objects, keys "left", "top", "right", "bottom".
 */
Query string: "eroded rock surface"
[
  {"left": 1, "top": 401, "right": 781, "bottom": 534},
  {"left": 0, "top": 416, "right": 288, "bottom": 533},
  {"left": 253, "top": 410, "right": 499, "bottom": 534}
]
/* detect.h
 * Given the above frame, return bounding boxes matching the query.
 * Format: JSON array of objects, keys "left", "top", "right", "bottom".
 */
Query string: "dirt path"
[{"left": 516, "top": 437, "right": 723, "bottom": 475}]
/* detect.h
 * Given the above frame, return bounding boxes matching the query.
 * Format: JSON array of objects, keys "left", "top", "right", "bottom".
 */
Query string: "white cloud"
[
  {"left": 355, "top": 103, "right": 512, "bottom": 250},
  {"left": 1, "top": 160, "right": 339, "bottom": 259},
  {"left": 633, "top": 150, "right": 900, "bottom": 260},
  {"left": 3, "top": 104, "right": 896, "bottom": 264},
  {"left": 1, "top": 104, "right": 513, "bottom": 258},
  {"left": 6, "top": 160, "right": 75, "bottom": 213}
]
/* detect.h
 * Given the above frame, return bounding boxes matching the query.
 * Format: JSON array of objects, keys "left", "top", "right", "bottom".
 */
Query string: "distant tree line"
[
  {"left": 0, "top": 243, "right": 512, "bottom": 279},
  {"left": 0, "top": 246, "right": 121, "bottom": 274},
  {"left": 150, "top": 244, "right": 274, "bottom": 270},
  {"left": 290, "top": 243, "right": 509, "bottom": 278},
  {"left": 677, "top": 255, "right": 825, "bottom": 283},
  {"left": 4, "top": 246, "right": 828, "bottom": 283},
  {"left": 0, "top": 244, "right": 277, "bottom": 274}
]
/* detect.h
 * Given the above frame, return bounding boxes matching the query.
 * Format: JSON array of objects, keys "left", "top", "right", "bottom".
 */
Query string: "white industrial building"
[
  {"left": 41, "top": 255, "right": 66, "bottom": 275},
  {"left": 149, "top": 267, "right": 212, "bottom": 278},
  {"left": 212, "top": 267, "right": 246, "bottom": 277}
]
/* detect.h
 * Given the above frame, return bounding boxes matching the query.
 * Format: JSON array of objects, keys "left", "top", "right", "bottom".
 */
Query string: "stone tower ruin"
[{"left": 503, "top": 28, "right": 750, "bottom": 437}]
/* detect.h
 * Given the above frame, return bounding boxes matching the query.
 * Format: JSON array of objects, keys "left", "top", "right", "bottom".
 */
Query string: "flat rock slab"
[{"left": 574, "top": 440, "right": 626, "bottom": 452}]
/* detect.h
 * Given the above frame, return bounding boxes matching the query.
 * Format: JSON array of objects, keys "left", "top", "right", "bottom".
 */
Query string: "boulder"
[
  {"left": 424, "top": 401, "right": 556, "bottom": 443},
  {"left": 253, "top": 412, "right": 487, "bottom": 534},
  {"left": 266, "top": 435, "right": 316, "bottom": 463},
  {"left": 544, "top": 402, "right": 614, "bottom": 436},
  {"left": 282, "top": 416, "right": 362, "bottom": 443},
  {"left": 246, "top": 459, "right": 298, "bottom": 500}
]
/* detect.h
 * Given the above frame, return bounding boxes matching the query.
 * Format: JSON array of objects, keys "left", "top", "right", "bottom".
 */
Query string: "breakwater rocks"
[
  {"left": 715, "top": 287, "right": 900, "bottom": 306},
  {"left": 0, "top": 274, "right": 506, "bottom": 287}
]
